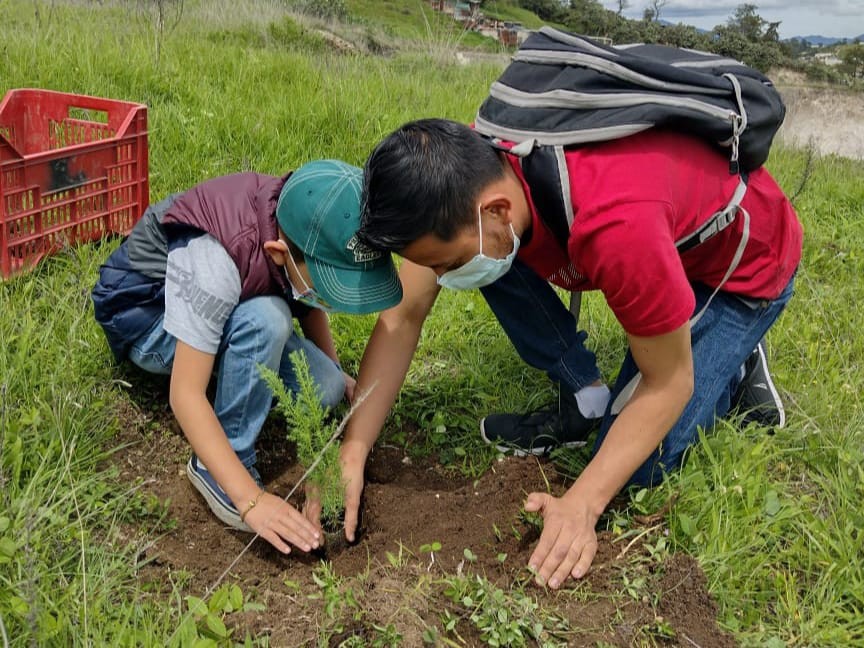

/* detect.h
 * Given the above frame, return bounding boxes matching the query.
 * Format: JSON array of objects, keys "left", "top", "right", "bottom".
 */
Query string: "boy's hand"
[
  {"left": 342, "top": 372, "right": 357, "bottom": 403},
  {"left": 244, "top": 492, "right": 321, "bottom": 554},
  {"left": 340, "top": 439, "right": 369, "bottom": 542},
  {"left": 302, "top": 483, "right": 323, "bottom": 530},
  {"left": 524, "top": 491, "right": 599, "bottom": 589}
]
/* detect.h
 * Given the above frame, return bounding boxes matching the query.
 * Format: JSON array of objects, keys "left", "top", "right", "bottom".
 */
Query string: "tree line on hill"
[{"left": 498, "top": 0, "right": 864, "bottom": 83}]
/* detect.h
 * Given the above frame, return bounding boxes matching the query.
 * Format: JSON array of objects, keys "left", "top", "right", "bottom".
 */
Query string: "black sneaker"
[
  {"left": 733, "top": 341, "right": 786, "bottom": 429},
  {"left": 480, "top": 389, "right": 598, "bottom": 456},
  {"left": 186, "top": 455, "right": 263, "bottom": 532}
]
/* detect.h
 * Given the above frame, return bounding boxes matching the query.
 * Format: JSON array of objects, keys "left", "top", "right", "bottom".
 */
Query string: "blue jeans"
[
  {"left": 599, "top": 277, "right": 795, "bottom": 487},
  {"left": 481, "top": 258, "right": 601, "bottom": 393},
  {"left": 127, "top": 296, "right": 344, "bottom": 468}
]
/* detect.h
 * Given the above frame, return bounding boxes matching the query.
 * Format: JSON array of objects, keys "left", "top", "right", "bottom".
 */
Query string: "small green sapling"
[{"left": 259, "top": 351, "right": 344, "bottom": 530}]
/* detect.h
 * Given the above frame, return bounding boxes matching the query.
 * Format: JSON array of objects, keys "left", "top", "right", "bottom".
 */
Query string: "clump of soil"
[{"left": 110, "top": 382, "right": 735, "bottom": 647}]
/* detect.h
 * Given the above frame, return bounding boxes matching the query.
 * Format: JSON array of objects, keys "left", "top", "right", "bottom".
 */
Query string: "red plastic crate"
[{"left": 0, "top": 89, "right": 149, "bottom": 279}]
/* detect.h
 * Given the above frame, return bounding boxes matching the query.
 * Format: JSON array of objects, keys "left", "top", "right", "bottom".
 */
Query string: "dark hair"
[{"left": 359, "top": 118, "right": 505, "bottom": 252}]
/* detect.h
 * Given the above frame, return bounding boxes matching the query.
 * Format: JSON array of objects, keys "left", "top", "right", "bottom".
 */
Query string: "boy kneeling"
[{"left": 93, "top": 160, "right": 401, "bottom": 553}]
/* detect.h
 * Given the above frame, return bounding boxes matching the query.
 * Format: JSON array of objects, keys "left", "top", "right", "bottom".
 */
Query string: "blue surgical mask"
[
  {"left": 284, "top": 246, "right": 336, "bottom": 313},
  {"left": 437, "top": 204, "right": 520, "bottom": 290}
]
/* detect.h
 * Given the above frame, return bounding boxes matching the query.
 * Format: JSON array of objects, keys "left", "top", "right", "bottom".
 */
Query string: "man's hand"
[
  {"left": 524, "top": 491, "right": 600, "bottom": 589},
  {"left": 340, "top": 439, "right": 369, "bottom": 542},
  {"left": 522, "top": 324, "right": 695, "bottom": 588},
  {"left": 244, "top": 492, "right": 321, "bottom": 554}
]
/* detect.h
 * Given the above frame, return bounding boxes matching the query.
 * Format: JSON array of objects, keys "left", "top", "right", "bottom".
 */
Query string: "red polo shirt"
[{"left": 514, "top": 130, "right": 803, "bottom": 337}]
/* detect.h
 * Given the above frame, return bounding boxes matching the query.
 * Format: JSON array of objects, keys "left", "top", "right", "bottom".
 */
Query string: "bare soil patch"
[
  {"left": 774, "top": 73, "right": 864, "bottom": 161},
  {"left": 110, "top": 376, "right": 735, "bottom": 647}
]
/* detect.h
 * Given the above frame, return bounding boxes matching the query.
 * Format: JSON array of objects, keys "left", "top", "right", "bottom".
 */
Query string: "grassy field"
[{"left": 2, "top": 0, "right": 864, "bottom": 645}]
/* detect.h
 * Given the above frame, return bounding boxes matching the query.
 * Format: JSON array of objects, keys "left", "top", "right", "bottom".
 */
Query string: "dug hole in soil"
[{"left": 111, "top": 381, "right": 735, "bottom": 647}]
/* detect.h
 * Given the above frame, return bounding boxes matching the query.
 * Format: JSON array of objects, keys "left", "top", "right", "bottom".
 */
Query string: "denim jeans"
[
  {"left": 480, "top": 258, "right": 601, "bottom": 393},
  {"left": 597, "top": 276, "right": 795, "bottom": 487},
  {"left": 127, "top": 296, "right": 344, "bottom": 468}
]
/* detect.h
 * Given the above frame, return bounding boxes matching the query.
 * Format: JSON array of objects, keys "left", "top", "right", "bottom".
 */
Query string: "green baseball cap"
[{"left": 276, "top": 159, "right": 402, "bottom": 315}]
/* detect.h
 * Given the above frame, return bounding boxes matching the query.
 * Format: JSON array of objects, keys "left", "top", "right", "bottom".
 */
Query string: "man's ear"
[
  {"left": 263, "top": 239, "right": 289, "bottom": 267},
  {"left": 481, "top": 167, "right": 531, "bottom": 234},
  {"left": 481, "top": 194, "right": 514, "bottom": 226}
]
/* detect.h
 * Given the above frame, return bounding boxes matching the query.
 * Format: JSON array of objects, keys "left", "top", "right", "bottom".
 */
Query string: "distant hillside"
[
  {"left": 654, "top": 26, "right": 862, "bottom": 46},
  {"left": 788, "top": 34, "right": 864, "bottom": 46}
]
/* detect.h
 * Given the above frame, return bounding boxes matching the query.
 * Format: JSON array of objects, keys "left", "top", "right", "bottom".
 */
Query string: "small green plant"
[
  {"left": 175, "top": 583, "right": 266, "bottom": 646},
  {"left": 517, "top": 507, "right": 544, "bottom": 533},
  {"left": 621, "top": 571, "right": 649, "bottom": 603},
  {"left": 420, "top": 540, "right": 443, "bottom": 570},
  {"left": 419, "top": 540, "right": 442, "bottom": 554},
  {"left": 442, "top": 574, "right": 569, "bottom": 647},
  {"left": 259, "top": 352, "right": 344, "bottom": 530},
  {"left": 386, "top": 541, "right": 410, "bottom": 569},
  {"left": 635, "top": 616, "right": 677, "bottom": 643},
  {"left": 644, "top": 533, "right": 671, "bottom": 565},
  {"left": 310, "top": 562, "right": 360, "bottom": 621}
]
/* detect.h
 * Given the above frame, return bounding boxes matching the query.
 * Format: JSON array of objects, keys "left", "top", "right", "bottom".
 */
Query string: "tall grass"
[
  {"left": 0, "top": 245, "right": 177, "bottom": 644},
  {"left": 2, "top": 0, "right": 863, "bottom": 645},
  {"left": 662, "top": 150, "right": 864, "bottom": 645}
]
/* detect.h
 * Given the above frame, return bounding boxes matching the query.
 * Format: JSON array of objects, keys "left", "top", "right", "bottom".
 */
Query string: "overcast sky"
[{"left": 597, "top": 1, "right": 864, "bottom": 39}]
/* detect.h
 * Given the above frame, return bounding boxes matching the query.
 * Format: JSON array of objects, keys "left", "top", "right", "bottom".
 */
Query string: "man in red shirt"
[{"left": 338, "top": 118, "right": 801, "bottom": 588}]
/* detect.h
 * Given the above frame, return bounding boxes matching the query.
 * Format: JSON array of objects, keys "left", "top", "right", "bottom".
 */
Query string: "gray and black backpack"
[{"left": 475, "top": 26, "right": 787, "bottom": 256}]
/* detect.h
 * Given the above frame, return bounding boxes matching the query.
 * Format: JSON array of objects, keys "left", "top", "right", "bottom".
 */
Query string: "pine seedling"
[{"left": 259, "top": 351, "right": 344, "bottom": 528}]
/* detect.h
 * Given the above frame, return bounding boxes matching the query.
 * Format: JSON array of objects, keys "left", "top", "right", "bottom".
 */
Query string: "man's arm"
[
  {"left": 170, "top": 340, "right": 321, "bottom": 553},
  {"left": 525, "top": 322, "right": 694, "bottom": 588},
  {"left": 338, "top": 260, "right": 441, "bottom": 540}
]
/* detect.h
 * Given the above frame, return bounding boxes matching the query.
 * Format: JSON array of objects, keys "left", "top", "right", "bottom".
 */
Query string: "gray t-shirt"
[{"left": 163, "top": 234, "right": 241, "bottom": 354}]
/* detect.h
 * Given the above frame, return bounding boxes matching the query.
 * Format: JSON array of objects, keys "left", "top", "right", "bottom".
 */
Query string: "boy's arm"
[
  {"left": 338, "top": 261, "right": 441, "bottom": 539},
  {"left": 170, "top": 340, "right": 321, "bottom": 553},
  {"left": 524, "top": 323, "right": 693, "bottom": 588}
]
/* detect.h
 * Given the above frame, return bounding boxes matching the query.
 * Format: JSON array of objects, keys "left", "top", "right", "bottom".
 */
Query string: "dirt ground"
[
  {"left": 109, "top": 376, "right": 736, "bottom": 647},
  {"left": 773, "top": 70, "right": 864, "bottom": 161}
]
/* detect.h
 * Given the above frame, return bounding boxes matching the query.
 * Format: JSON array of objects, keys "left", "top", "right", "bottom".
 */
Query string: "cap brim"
[{"left": 307, "top": 258, "right": 403, "bottom": 315}]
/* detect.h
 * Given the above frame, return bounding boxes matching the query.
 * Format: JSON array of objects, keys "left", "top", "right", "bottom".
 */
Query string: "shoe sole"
[
  {"left": 755, "top": 344, "right": 786, "bottom": 429},
  {"left": 480, "top": 420, "right": 587, "bottom": 457},
  {"left": 186, "top": 459, "right": 253, "bottom": 532}
]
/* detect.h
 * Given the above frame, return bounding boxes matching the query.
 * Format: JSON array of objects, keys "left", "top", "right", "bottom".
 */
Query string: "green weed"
[
  {"left": 177, "top": 583, "right": 267, "bottom": 646},
  {"left": 441, "top": 574, "right": 569, "bottom": 647}
]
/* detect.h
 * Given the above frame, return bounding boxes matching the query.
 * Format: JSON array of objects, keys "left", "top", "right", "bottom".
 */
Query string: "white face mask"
[
  {"left": 437, "top": 203, "right": 520, "bottom": 290},
  {"left": 284, "top": 245, "right": 336, "bottom": 313}
]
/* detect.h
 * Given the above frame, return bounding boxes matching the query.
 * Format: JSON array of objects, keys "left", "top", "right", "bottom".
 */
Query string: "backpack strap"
[
  {"left": 520, "top": 144, "right": 573, "bottom": 252},
  {"left": 676, "top": 173, "right": 748, "bottom": 253}
]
